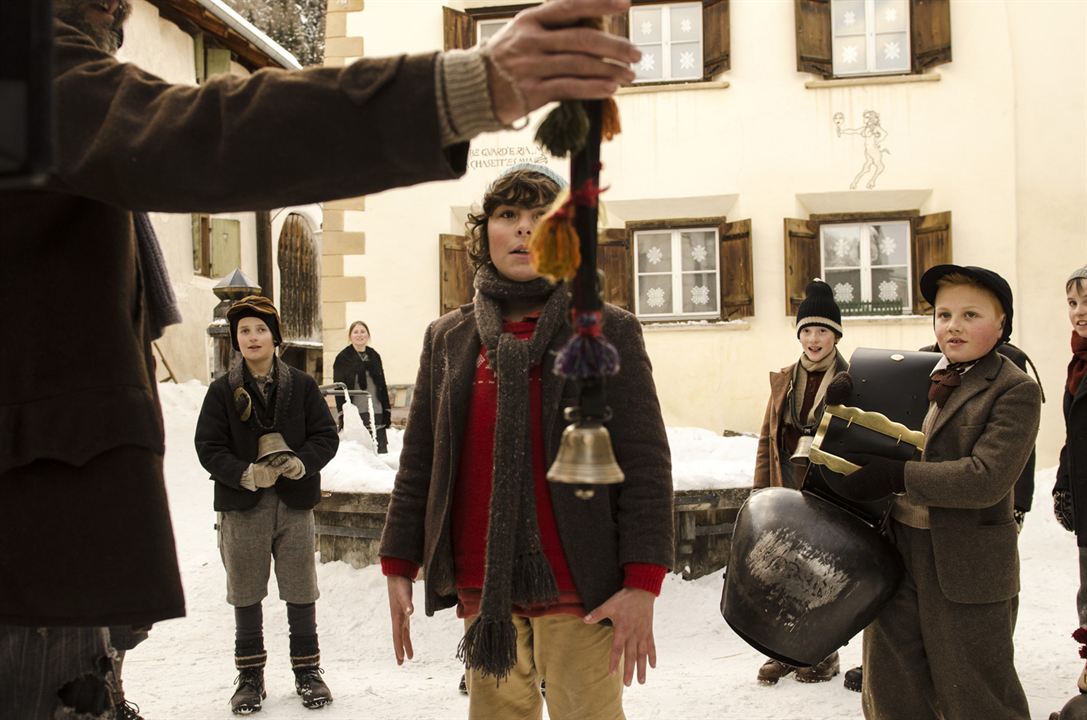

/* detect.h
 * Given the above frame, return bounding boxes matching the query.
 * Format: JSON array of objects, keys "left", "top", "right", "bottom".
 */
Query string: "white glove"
[
  {"left": 278, "top": 455, "right": 306, "bottom": 480},
  {"left": 248, "top": 462, "right": 280, "bottom": 489}
]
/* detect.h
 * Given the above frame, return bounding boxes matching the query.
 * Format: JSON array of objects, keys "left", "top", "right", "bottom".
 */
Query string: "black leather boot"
[{"left": 231, "top": 663, "right": 266, "bottom": 715}]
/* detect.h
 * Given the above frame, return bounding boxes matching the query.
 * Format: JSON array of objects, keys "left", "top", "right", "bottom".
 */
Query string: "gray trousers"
[
  {"left": 862, "top": 522, "right": 1029, "bottom": 720},
  {"left": 219, "top": 490, "right": 319, "bottom": 607},
  {"left": 0, "top": 625, "right": 113, "bottom": 720}
]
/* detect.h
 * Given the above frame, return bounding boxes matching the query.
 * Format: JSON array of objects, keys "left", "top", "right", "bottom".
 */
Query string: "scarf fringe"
[
  {"left": 510, "top": 553, "right": 560, "bottom": 607},
  {"left": 457, "top": 617, "right": 519, "bottom": 681}
]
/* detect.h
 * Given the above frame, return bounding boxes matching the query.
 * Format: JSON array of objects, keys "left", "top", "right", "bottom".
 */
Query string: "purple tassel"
[{"left": 554, "top": 313, "right": 620, "bottom": 379}]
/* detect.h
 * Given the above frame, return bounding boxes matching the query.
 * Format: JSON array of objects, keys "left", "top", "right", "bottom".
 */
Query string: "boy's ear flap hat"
[
  {"left": 920, "top": 264, "right": 1013, "bottom": 343},
  {"left": 796, "top": 279, "right": 843, "bottom": 338},
  {"left": 227, "top": 295, "right": 283, "bottom": 351}
]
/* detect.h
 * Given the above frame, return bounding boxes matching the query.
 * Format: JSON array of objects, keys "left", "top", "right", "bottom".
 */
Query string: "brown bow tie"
[{"left": 928, "top": 363, "right": 967, "bottom": 408}]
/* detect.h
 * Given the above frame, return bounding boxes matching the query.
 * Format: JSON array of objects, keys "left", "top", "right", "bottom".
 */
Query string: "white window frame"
[
  {"left": 630, "top": 2, "right": 703, "bottom": 84},
  {"left": 633, "top": 227, "right": 720, "bottom": 320},
  {"left": 476, "top": 18, "right": 508, "bottom": 45},
  {"left": 819, "top": 219, "right": 913, "bottom": 316},
  {"left": 831, "top": 0, "right": 911, "bottom": 77}
]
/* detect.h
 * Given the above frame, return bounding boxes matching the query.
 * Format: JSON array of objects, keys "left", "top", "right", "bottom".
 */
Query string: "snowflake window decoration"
[
  {"left": 843, "top": 10, "right": 856, "bottom": 26},
  {"left": 834, "top": 282, "right": 855, "bottom": 304},
  {"left": 877, "top": 236, "right": 897, "bottom": 259},
  {"left": 884, "top": 7, "right": 898, "bottom": 22},
  {"left": 878, "top": 280, "right": 899, "bottom": 302},
  {"left": 679, "top": 52, "right": 696, "bottom": 71},
  {"left": 883, "top": 41, "right": 901, "bottom": 61},
  {"left": 646, "top": 287, "right": 666, "bottom": 309},
  {"left": 646, "top": 245, "right": 664, "bottom": 265},
  {"left": 690, "top": 244, "right": 707, "bottom": 264},
  {"left": 834, "top": 237, "right": 854, "bottom": 262},
  {"left": 640, "top": 20, "right": 654, "bottom": 36},
  {"left": 639, "top": 53, "right": 656, "bottom": 73},
  {"left": 690, "top": 285, "right": 710, "bottom": 306},
  {"left": 841, "top": 45, "right": 859, "bottom": 64},
  {"left": 680, "top": 18, "right": 692, "bottom": 33}
]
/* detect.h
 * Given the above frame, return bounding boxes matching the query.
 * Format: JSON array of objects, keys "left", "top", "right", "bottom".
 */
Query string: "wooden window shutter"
[
  {"left": 910, "top": 211, "right": 952, "bottom": 314},
  {"left": 784, "top": 218, "right": 819, "bottom": 315},
  {"left": 794, "top": 0, "right": 833, "bottom": 78},
  {"left": 603, "top": 7, "right": 628, "bottom": 38},
  {"left": 720, "top": 218, "right": 753, "bottom": 319},
  {"left": 443, "top": 7, "right": 474, "bottom": 51},
  {"left": 910, "top": 0, "right": 952, "bottom": 72},
  {"left": 597, "top": 229, "right": 633, "bottom": 311},
  {"left": 702, "top": 0, "right": 730, "bottom": 78},
  {"left": 439, "top": 234, "right": 474, "bottom": 315},
  {"left": 205, "top": 47, "right": 232, "bottom": 78}
]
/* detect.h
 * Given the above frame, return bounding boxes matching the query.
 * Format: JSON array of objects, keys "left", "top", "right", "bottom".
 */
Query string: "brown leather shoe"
[
  {"left": 795, "top": 651, "right": 840, "bottom": 683},
  {"left": 757, "top": 658, "right": 797, "bottom": 685}
]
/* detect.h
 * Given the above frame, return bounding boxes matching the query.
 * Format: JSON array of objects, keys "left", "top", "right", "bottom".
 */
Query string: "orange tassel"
[
  {"left": 529, "top": 192, "right": 581, "bottom": 282},
  {"left": 601, "top": 98, "right": 621, "bottom": 142}
]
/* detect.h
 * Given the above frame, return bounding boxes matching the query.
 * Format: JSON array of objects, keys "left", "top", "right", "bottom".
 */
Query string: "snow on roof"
[{"left": 195, "top": 0, "right": 302, "bottom": 70}]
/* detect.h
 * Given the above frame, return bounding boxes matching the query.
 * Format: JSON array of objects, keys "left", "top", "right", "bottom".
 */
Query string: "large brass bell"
[
  {"left": 256, "top": 432, "right": 291, "bottom": 461},
  {"left": 547, "top": 421, "right": 624, "bottom": 499}
]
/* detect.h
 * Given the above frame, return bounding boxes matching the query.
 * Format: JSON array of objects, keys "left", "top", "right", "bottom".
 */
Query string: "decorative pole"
[{"left": 528, "top": 57, "right": 624, "bottom": 498}]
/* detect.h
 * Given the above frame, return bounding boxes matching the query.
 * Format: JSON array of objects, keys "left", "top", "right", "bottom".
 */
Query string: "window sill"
[
  {"left": 641, "top": 318, "right": 751, "bottom": 332},
  {"left": 841, "top": 314, "right": 931, "bottom": 326},
  {"left": 805, "top": 73, "right": 940, "bottom": 90},
  {"left": 618, "top": 80, "right": 730, "bottom": 96}
]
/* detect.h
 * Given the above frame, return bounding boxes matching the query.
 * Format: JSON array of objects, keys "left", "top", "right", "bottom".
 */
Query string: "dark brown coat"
[
  {"left": 902, "top": 351, "right": 1041, "bottom": 604},
  {"left": 753, "top": 365, "right": 793, "bottom": 490},
  {"left": 379, "top": 303, "right": 674, "bottom": 616},
  {"left": 0, "top": 21, "right": 466, "bottom": 625}
]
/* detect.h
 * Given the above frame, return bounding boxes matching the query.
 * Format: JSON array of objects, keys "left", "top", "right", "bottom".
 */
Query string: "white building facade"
[{"left": 322, "top": 0, "right": 1085, "bottom": 465}]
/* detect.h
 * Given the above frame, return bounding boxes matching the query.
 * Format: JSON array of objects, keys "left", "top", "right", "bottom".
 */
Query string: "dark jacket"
[
  {"left": 333, "top": 345, "right": 391, "bottom": 419},
  {"left": 0, "top": 21, "right": 466, "bottom": 477},
  {"left": 921, "top": 343, "right": 1038, "bottom": 511},
  {"left": 379, "top": 302, "right": 674, "bottom": 616},
  {"left": 1055, "top": 373, "right": 1087, "bottom": 546},
  {"left": 195, "top": 361, "right": 338, "bottom": 511},
  {"left": 0, "top": 21, "right": 464, "bottom": 626},
  {"left": 902, "top": 352, "right": 1041, "bottom": 604}
]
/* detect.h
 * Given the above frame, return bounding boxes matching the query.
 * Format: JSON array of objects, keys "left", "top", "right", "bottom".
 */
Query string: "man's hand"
[
  {"left": 1055, "top": 489, "right": 1076, "bottom": 532},
  {"left": 485, "top": 0, "right": 639, "bottom": 125},
  {"left": 248, "top": 462, "right": 279, "bottom": 489},
  {"left": 832, "top": 453, "right": 906, "bottom": 501},
  {"left": 387, "top": 575, "right": 415, "bottom": 665},
  {"left": 584, "top": 587, "right": 656, "bottom": 686}
]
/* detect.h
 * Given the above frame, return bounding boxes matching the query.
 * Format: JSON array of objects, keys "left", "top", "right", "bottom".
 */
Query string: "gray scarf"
[
  {"left": 456, "top": 264, "right": 569, "bottom": 680},
  {"left": 788, "top": 349, "right": 847, "bottom": 429},
  {"left": 134, "top": 212, "right": 181, "bottom": 340}
]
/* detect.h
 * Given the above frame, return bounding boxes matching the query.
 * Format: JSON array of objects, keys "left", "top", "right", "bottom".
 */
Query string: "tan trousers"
[{"left": 464, "top": 614, "right": 624, "bottom": 720}]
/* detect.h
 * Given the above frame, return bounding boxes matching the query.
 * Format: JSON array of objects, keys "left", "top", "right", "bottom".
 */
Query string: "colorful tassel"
[
  {"left": 535, "top": 101, "right": 590, "bottom": 158},
  {"left": 554, "top": 312, "right": 621, "bottom": 379},
  {"left": 601, "top": 98, "right": 621, "bottom": 141},
  {"left": 528, "top": 191, "right": 580, "bottom": 282}
]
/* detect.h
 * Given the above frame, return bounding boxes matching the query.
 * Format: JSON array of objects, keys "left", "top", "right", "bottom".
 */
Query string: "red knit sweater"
[{"left": 381, "top": 319, "right": 666, "bottom": 613}]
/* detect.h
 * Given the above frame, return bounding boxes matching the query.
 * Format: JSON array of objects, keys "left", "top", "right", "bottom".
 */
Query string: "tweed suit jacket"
[
  {"left": 902, "top": 351, "right": 1041, "bottom": 604},
  {"left": 379, "top": 301, "right": 674, "bottom": 617}
]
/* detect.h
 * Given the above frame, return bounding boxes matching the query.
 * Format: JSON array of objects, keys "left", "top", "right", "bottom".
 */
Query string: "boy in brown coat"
[
  {"left": 829, "top": 265, "right": 1040, "bottom": 719},
  {"left": 379, "top": 166, "right": 673, "bottom": 720}
]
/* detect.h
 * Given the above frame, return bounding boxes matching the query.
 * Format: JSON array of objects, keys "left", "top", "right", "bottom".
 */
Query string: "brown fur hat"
[{"left": 227, "top": 295, "right": 282, "bottom": 350}]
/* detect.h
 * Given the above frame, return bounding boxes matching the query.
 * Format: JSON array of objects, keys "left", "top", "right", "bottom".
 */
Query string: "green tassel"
[{"left": 535, "top": 102, "right": 590, "bottom": 158}]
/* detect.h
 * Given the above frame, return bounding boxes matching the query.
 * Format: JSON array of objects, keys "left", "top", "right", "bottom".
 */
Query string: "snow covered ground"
[{"left": 126, "top": 381, "right": 1077, "bottom": 719}]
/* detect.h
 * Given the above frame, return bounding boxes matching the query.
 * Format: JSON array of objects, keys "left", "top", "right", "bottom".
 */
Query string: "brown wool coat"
[
  {"left": 753, "top": 365, "right": 794, "bottom": 490},
  {"left": 379, "top": 303, "right": 675, "bottom": 616},
  {"left": 902, "top": 351, "right": 1041, "bottom": 604},
  {"left": 0, "top": 21, "right": 466, "bottom": 625}
]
